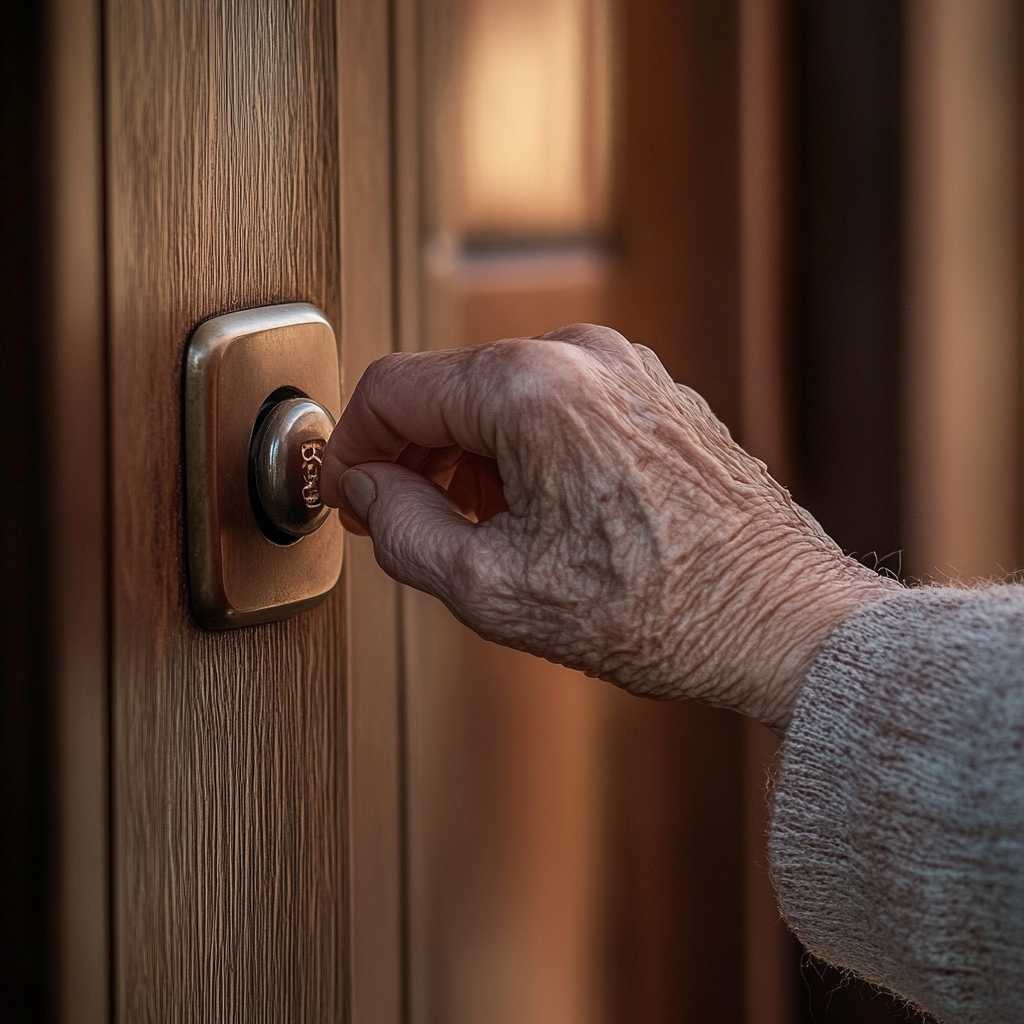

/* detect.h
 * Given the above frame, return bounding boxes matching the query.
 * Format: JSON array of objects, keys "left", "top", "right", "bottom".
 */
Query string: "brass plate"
[{"left": 184, "top": 303, "right": 344, "bottom": 629}]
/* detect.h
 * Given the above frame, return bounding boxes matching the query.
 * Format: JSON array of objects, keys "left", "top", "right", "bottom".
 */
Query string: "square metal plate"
[{"left": 184, "top": 302, "right": 344, "bottom": 629}]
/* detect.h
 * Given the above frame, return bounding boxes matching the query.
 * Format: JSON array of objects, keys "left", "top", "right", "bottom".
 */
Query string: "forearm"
[{"left": 769, "top": 585, "right": 1024, "bottom": 1024}]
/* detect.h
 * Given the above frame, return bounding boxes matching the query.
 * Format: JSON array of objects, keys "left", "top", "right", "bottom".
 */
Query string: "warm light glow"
[{"left": 442, "top": 0, "right": 613, "bottom": 237}]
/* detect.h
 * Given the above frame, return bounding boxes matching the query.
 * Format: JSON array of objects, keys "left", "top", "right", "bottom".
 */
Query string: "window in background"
[
  {"left": 424, "top": 0, "right": 615, "bottom": 245},
  {"left": 419, "top": 0, "right": 617, "bottom": 355}
]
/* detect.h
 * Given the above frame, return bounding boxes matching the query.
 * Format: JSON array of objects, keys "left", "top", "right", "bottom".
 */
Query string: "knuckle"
[
  {"left": 481, "top": 336, "right": 544, "bottom": 374},
  {"left": 447, "top": 536, "right": 491, "bottom": 603},
  {"left": 492, "top": 337, "right": 590, "bottom": 404},
  {"left": 443, "top": 532, "right": 514, "bottom": 629},
  {"left": 585, "top": 323, "right": 631, "bottom": 349},
  {"left": 633, "top": 343, "right": 662, "bottom": 367},
  {"left": 632, "top": 343, "right": 676, "bottom": 389},
  {"left": 358, "top": 350, "right": 412, "bottom": 400},
  {"left": 464, "top": 339, "right": 567, "bottom": 410},
  {"left": 543, "top": 322, "right": 629, "bottom": 350}
]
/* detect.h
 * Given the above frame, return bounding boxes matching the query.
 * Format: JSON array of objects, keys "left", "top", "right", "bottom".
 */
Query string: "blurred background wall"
[{"left": 394, "top": 1, "right": 1024, "bottom": 1022}]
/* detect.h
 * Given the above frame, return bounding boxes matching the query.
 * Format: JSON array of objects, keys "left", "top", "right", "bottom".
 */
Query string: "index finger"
[
  {"left": 322, "top": 345, "right": 507, "bottom": 507},
  {"left": 323, "top": 334, "right": 610, "bottom": 506}
]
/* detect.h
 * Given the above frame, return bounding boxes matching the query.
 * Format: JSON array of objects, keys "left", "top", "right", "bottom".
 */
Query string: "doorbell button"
[{"left": 251, "top": 396, "right": 336, "bottom": 539}]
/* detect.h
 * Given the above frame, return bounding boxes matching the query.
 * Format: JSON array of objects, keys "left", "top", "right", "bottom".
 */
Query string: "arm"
[{"left": 770, "top": 585, "right": 1024, "bottom": 1024}]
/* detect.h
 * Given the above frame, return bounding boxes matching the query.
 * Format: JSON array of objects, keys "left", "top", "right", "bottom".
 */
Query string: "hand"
[{"left": 322, "top": 324, "right": 896, "bottom": 733}]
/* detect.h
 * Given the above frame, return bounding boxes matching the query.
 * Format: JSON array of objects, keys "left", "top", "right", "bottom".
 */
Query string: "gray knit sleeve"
[{"left": 768, "top": 585, "right": 1024, "bottom": 1024}]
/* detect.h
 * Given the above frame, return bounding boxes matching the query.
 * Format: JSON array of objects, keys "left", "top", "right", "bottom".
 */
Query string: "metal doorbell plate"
[{"left": 184, "top": 302, "right": 344, "bottom": 629}]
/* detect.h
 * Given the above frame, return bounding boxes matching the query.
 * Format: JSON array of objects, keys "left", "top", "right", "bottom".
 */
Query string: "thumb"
[{"left": 340, "top": 462, "right": 485, "bottom": 602}]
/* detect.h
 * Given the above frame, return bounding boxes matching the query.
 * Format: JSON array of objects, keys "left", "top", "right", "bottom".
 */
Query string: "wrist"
[
  {"left": 655, "top": 493, "right": 899, "bottom": 734},
  {"left": 743, "top": 552, "right": 899, "bottom": 734}
]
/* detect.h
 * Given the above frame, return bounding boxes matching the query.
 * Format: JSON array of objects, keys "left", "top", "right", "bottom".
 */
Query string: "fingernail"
[{"left": 341, "top": 469, "right": 377, "bottom": 526}]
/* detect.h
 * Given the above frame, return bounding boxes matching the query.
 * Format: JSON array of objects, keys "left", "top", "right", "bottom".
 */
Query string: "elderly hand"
[{"left": 322, "top": 324, "right": 895, "bottom": 733}]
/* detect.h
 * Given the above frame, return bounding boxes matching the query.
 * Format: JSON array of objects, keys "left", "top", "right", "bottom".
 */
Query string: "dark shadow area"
[
  {"left": 789, "top": 0, "right": 903, "bottom": 573},
  {"left": 0, "top": 2, "right": 58, "bottom": 1021},
  {"left": 787, "top": 3, "right": 935, "bottom": 1022},
  {"left": 796, "top": 956, "right": 935, "bottom": 1024}
]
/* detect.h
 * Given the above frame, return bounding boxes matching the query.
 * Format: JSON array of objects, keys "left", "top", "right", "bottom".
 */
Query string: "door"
[
  {"left": 1, "top": 0, "right": 402, "bottom": 1020},
  {"left": 106, "top": 0, "right": 403, "bottom": 1018}
]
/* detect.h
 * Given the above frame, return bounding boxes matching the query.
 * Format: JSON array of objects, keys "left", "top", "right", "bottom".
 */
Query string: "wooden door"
[
  {"left": 105, "top": 1, "right": 403, "bottom": 1018},
  {"left": 2, "top": 0, "right": 401, "bottom": 1019},
  {"left": 107, "top": 4, "right": 343, "bottom": 1010}
]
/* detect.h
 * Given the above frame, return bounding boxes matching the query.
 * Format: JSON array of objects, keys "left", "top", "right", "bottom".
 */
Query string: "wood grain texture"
[
  {"left": 105, "top": 1, "right": 345, "bottom": 1019},
  {"left": 338, "top": 0, "right": 405, "bottom": 1021}
]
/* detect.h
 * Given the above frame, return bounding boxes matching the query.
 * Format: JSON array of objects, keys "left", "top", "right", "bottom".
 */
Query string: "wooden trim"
[
  {"left": 739, "top": 0, "right": 791, "bottom": 480},
  {"left": 340, "top": 1, "right": 405, "bottom": 1020},
  {"left": 50, "top": 0, "right": 109, "bottom": 1019},
  {"left": 738, "top": 5, "right": 793, "bottom": 1020},
  {"left": 393, "top": 0, "right": 422, "bottom": 359},
  {"left": 391, "top": 7, "right": 421, "bottom": 1020},
  {"left": 905, "top": 0, "right": 1023, "bottom": 580}
]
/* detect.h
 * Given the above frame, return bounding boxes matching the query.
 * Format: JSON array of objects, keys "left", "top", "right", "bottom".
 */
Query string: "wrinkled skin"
[{"left": 322, "top": 324, "right": 896, "bottom": 734}]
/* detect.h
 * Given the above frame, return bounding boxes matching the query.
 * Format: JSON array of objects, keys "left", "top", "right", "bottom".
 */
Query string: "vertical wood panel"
[
  {"left": 395, "top": 0, "right": 423, "bottom": 358},
  {"left": 106, "top": 1, "right": 345, "bottom": 1018},
  {"left": 339, "top": 0, "right": 405, "bottom": 1020},
  {"left": 51, "top": 0, "right": 109, "bottom": 1020},
  {"left": 739, "top": 3, "right": 795, "bottom": 1023},
  {"left": 740, "top": 0, "right": 791, "bottom": 478},
  {"left": 905, "top": 0, "right": 1023, "bottom": 581},
  {"left": 612, "top": 0, "right": 742, "bottom": 430}
]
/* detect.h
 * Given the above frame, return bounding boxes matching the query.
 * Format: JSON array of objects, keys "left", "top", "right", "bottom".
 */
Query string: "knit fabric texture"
[{"left": 769, "top": 585, "right": 1024, "bottom": 1024}]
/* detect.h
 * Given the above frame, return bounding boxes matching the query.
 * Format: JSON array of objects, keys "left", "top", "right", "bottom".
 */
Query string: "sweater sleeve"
[{"left": 768, "top": 585, "right": 1024, "bottom": 1024}]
